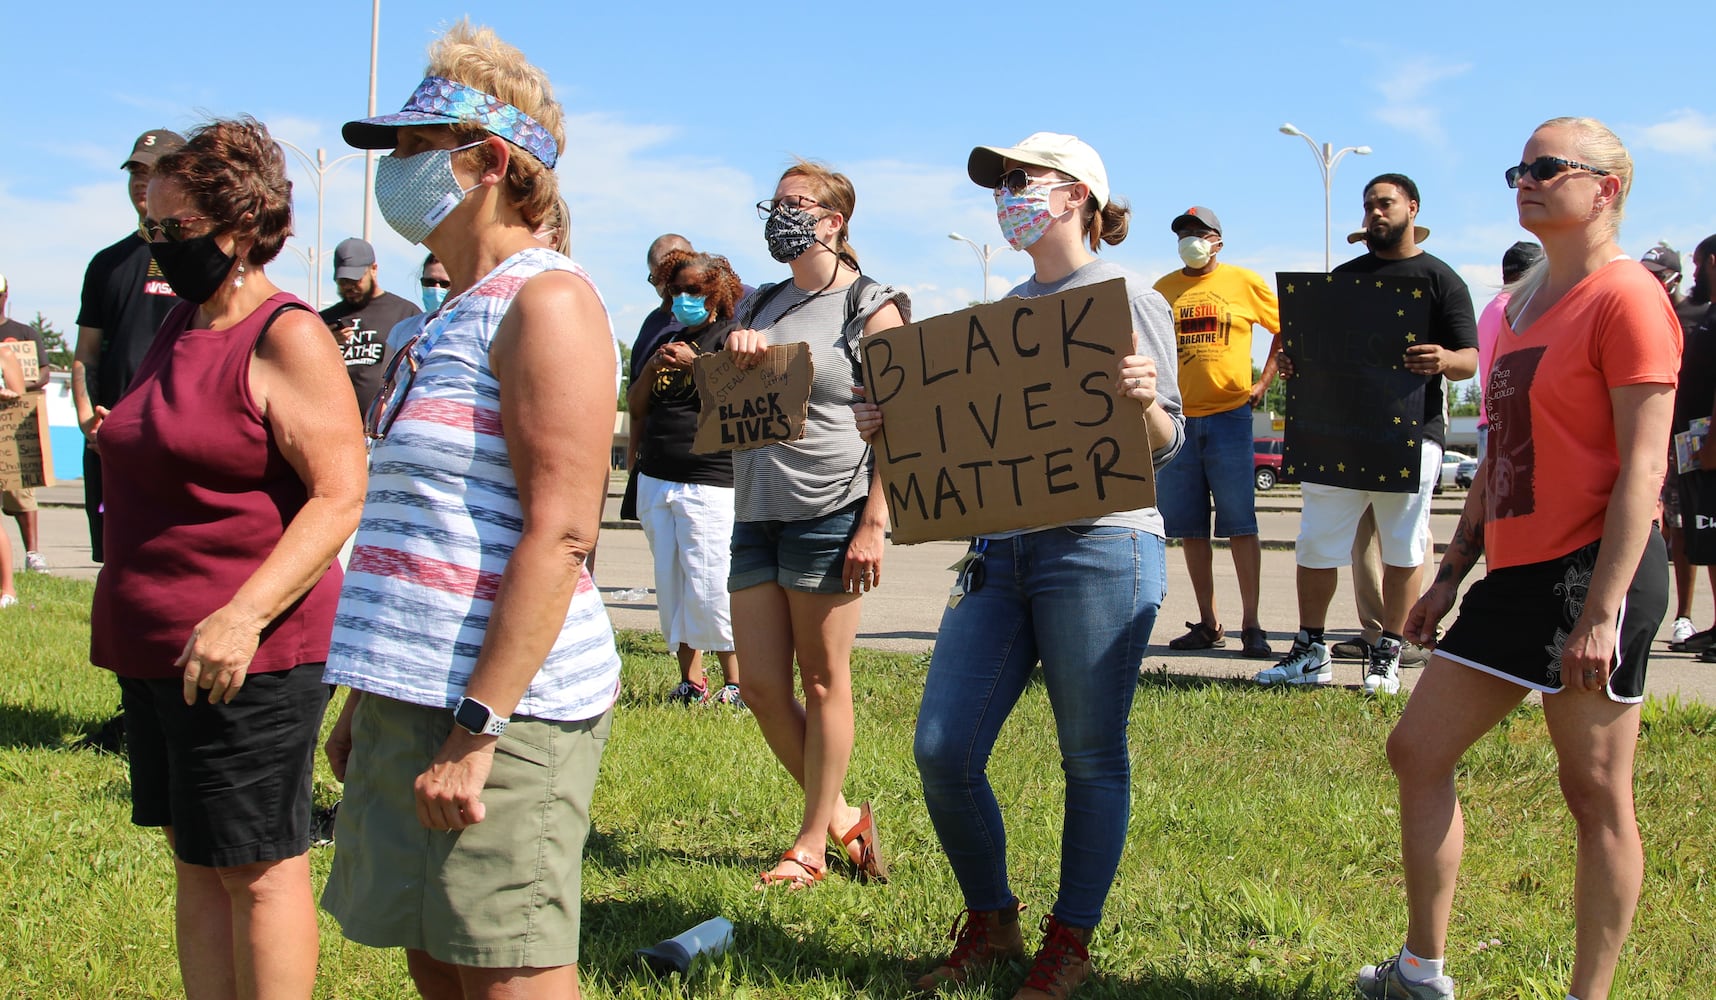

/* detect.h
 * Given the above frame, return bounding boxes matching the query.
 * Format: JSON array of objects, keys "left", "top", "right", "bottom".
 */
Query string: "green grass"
[{"left": 2, "top": 573, "right": 1713, "bottom": 998}]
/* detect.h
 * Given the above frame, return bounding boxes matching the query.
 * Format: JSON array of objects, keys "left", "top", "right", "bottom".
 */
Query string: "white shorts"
[
  {"left": 637, "top": 473, "right": 735, "bottom": 652},
  {"left": 1296, "top": 442, "right": 1441, "bottom": 569}
]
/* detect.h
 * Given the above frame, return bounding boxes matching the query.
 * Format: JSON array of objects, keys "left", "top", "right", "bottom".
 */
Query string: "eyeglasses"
[
  {"left": 995, "top": 168, "right": 1077, "bottom": 196},
  {"left": 142, "top": 216, "right": 221, "bottom": 242},
  {"left": 755, "top": 196, "right": 823, "bottom": 219},
  {"left": 1504, "top": 156, "right": 1611, "bottom": 189},
  {"left": 419, "top": 276, "right": 452, "bottom": 289},
  {"left": 364, "top": 332, "right": 422, "bottom": 441}
]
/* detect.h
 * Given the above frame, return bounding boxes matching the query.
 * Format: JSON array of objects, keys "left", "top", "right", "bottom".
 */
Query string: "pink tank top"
[{"left": 91, "top": 292, "right": 344, "bottom": 679}]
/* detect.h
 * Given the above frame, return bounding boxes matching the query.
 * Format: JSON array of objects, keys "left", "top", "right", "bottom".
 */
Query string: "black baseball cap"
[
  {"left": 122, "top": 129, "right": 185, "bottom": 169},
  {"left": 1170, "top": 206, "right": 1222, "bottom": 235},
  {"left": 1502, "top": 241, "right": 1543, "bottom": 279},
  {"left": 1641, "top": 243, "right": 1682, "bottom": 275},
  {"left": 334, "top": 238, "right": 377, "bottom": 281}
]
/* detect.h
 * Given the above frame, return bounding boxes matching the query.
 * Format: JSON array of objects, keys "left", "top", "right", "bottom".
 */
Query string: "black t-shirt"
[
  {"left": 319, "top": 290, "right": 421, "bottom": 413},
  {"left": 1332, "top": 251, "right": 1478, "bottom": 448},
  {"left": 636, "top": 319, "right": 735, "bottom": 488},
  {"left": 630, "top": 306, "right": 676, "bottom": 385},
  {"left": 1671, "top": 297, "right": 1716, "bottom": 433},
  {"left": 76, "top": 232, "right": 183, "bottom": 407},
  {"left": 0, "top": 318, "right": 46, "bottom": 390}
]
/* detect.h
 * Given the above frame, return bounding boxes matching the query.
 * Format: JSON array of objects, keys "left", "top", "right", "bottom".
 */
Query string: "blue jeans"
[
  {"left": 1156, "top": 404, "right": 1259, "bottom": 539},
  {"left": 913, "top": 525, "right": 1166, "bottom": 928}
]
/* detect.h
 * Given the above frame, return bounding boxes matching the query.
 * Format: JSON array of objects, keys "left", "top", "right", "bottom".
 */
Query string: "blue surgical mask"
[
  {"left": 421, "top": 285, "right": 447, "bottom": 311},
  {"left": 375, "top": 141, "right": 485, "bottom": 245},
  {"left": 672, "top": 293, "right": 710, "bottom": 327}
]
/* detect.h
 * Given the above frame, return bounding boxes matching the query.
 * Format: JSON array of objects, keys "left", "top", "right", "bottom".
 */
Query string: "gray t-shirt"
[
  {"left": 985, "top": 258, "right": 1185, "bottom": 539},
  {"left": 732, "top": 279, "right": 911, "bottom": 523}
]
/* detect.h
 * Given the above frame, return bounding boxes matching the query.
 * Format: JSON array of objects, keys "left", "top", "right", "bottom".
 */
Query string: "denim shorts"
[
  {"left": 729, "top": 498, "right": 863, "bottom": 594},
  {"left": 1156, "top": 404, "right": 1259, "bottom": 539}
]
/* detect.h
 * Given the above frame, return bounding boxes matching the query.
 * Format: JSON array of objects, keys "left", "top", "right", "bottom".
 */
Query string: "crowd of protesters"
[{"left": 0, "top": 17, "right": 1699, "bottom": 1000}]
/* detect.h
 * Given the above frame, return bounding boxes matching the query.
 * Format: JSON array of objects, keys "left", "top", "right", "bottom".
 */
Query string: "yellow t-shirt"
[{"left": 1153, "top": 263, "right": 1281, "bottom": 417}]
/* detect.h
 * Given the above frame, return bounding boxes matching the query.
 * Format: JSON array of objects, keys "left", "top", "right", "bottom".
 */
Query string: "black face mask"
[{"left": 149, "top": 233, "right": 236, "bottom": 304}]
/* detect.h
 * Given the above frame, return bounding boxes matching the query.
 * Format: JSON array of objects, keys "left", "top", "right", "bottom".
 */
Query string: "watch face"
[{"left": 454, "top": 697, "right": 489, "bottom": 733}]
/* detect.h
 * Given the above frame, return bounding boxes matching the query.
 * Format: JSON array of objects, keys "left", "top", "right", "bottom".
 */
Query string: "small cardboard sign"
[
  {"left": 1, "top": 340, "right": 39, "bottom": 385},
  {"left": 1276, "top": 272, "right": 1432, "bottom": 493},
  {"left": 690, "top": 343, "right": 814, "bottom": 454},
  {"left": 0, "top": 391, "right": 55, "bottom": 490},
  {"left": 860, "top": 277, "right": 1154, "bottom": 544}
]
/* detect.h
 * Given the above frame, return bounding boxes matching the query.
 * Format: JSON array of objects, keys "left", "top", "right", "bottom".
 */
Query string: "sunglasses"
[
  {"left": 364, "top": 332, "right": 423, "bottom": 441},
  {"left": 419, "top": 276, "right": 452, "bottom": 289},
  {"left": 995, "top": 169, "right": 1077, "bottom": 196},
  {"left": 142, "top": 215, "right": 221, "bottom": 242},
  {"left": 755, "top": 195, "right": 823, "bottom": 219},
  {"left": 1504, "top": 156, "right": 1611, "bottom": 189}
]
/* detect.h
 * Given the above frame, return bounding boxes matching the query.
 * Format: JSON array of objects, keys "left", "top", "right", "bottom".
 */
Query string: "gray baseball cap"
[{"left": 333, "top": 238, "right": 377, "bottom": 281}]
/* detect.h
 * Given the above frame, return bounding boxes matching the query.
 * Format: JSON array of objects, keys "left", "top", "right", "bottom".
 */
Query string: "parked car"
[
  {"left": 1254, "top": 437, "right": 1284, "bottom": 491},
  {"left": 1455, "top": 458, "right": 1477, "bottom": 489},
  {"left": 1439, "top": 450, "right": 1474, "bottom": 492}
]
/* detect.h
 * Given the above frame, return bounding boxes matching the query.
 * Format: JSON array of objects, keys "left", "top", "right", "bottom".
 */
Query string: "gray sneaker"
[
  {"left": 1355, "top": 956, "right": 1455, "bottom": 999},
  {"left": 1364, "top": 639, "right": 1403, "bottom": 695},
  {"left": 1253, "top": 630, "right": 1332, "bottom": 685}
]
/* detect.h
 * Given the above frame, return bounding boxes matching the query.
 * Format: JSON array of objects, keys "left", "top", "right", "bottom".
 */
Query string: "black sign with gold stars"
[{"left": 1276, "top": 272, "right": 1433, "bottom": 493}]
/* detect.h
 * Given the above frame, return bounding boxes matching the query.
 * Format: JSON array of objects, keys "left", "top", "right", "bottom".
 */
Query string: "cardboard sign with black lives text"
[
  {"left": 0, "top": 391, "right": 55, "bottom": 490},
  {"left": 1, "top": 340, "right": 39, "bottom": 385},
  {"left": 1277, "top": 272, "right": 1431, "bottom": 493},
  {"left": 690, "top": 344, "right": 813, "bottom": 454},
  {"left": 860, "top": 277, "right": 1154, "bottom": 544}
]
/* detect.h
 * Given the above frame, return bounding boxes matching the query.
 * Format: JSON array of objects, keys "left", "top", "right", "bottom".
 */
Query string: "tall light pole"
[
  {"left": 947, "top": 232, "right": 1007, "bottom": 302},
  {"left": 1278, "top": 123, "right": 1371, "bottom": 271},
  {"left": 275, "top": 139, "right": 367, "bottom": 310},
  {"left": 364, "top": 0, "right": 380, "bottom": 242}
]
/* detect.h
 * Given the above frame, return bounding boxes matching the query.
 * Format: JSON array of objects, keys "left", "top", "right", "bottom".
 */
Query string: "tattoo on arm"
[{"left": 1433, "top": 514, "right": 1485, "bottom": 588}]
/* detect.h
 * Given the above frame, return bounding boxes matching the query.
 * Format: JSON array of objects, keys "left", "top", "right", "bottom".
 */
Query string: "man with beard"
[
  {"left": 319, "top": 237, "right": 420, "bottom": 413},
  {"left": 1666, "top": 236, "right": 1716, "bottom": 655},
  {"left": 1256, "top": 174, "right": 1477, "bottom": 694}
]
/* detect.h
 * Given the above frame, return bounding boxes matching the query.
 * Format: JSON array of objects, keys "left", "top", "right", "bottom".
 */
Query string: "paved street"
[{"left": 18, "top": 480, "right": 1716, "bottom": 702}]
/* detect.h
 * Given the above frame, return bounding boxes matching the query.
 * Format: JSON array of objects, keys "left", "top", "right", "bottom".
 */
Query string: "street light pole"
[
  {"left": 947, "top": 232, "right": 1007, "bottom": 302},
  {"left": 364, "top": 0, "right": 380, "bottom": 242},
  {"left": 275, "top": 139, "right": 367, "bottom": 310},
  {"left": 1277, "top": 123, "right": 1372, "bottom": 271}
]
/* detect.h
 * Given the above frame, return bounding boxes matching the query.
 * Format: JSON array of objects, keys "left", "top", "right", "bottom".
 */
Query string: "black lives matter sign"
[
  {"left": 860, "top": 278, "right": 1154, "bottom": 544},
  {"left": 690, "top": 344, "right": 813, "bottom": 453},
  {"left": 1277, "top": 272, "right": 1431, "bottom": 493}
]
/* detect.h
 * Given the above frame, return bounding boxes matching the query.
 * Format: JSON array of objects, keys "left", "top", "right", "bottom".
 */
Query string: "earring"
[{"left": 234, "top": 259, "right": 246, "bottom": 289}]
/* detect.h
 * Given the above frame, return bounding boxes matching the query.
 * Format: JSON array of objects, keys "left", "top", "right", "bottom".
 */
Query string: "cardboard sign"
[
  {"left": 0, "top": 391, "right": 55, "bottom": 490},
  {"left": 1, "top": 340, "right": 39, "bottom": 385},
  {"left": 860, "top": 277, "right": 1154, "bottom": 544},
  {"left": 1277, "top": 272, "right": 1432, "bottom": 493},
  {"left": 690, "top": 343, "right": 813, "bottom": 454}
]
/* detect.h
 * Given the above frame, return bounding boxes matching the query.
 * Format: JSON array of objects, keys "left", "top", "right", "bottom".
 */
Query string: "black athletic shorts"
[
  {"left": 120, "top": 663, "right": 330, "bottom": 867},
  {"left": 1437, "top": 531, "right": 1667, "bottom": 704}
]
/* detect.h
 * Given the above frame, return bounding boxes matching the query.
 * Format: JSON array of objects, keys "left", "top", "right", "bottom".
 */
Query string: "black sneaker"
[{"left": 1330, "top": 637, "right": 1373, "bottom": 660}]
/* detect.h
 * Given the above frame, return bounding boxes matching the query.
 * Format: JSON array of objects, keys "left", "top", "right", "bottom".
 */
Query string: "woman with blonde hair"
[
  {"left": 728, "top": 160, "right": 908, "bottom": 888},
  {"left": 320, "top": 21, "right": 621, "bottom": 1000},
  {"left": 1360, "top": 117, "right": 1678, "bottom": 1000}
]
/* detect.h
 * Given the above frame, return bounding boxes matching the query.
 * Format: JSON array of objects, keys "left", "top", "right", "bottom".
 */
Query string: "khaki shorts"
[
  {"left": 1, "top": 487, "right": 35, "bottom": 514},
  {"left": 322, "top": 693, "right": 611, "bottom": 968}
]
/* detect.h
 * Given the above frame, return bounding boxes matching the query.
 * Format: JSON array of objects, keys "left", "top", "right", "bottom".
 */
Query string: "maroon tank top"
[{"left": 90, "top": 292, "right": 344, "bottom": 679}]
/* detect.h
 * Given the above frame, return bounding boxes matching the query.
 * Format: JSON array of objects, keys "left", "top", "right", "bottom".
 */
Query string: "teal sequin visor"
[{"left": 343, "top": 76, "right": 559, "bottom": 169}]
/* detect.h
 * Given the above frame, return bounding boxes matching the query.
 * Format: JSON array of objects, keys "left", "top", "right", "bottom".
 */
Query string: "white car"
[{"left": 1439, "top": 451, "right": 1474, "bottom": 490}]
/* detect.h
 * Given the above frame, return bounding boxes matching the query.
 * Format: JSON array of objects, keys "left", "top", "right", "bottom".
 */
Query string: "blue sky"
[{"left": 5, "top": 1, "right": 1713, "bottom": 372}]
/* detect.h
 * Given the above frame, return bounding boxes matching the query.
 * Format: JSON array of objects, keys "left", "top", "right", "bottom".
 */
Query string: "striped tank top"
[{"left": 324, "top": 247, "right": 621, "bottom": 722}]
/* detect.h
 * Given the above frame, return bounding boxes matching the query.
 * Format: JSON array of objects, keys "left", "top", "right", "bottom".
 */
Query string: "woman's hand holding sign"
[
  {"left": 1118, "top": 354, "right": 1157, "bottom": 410},
  {"left": 724, "top": 328, "right": 770, "bottom": 370}
]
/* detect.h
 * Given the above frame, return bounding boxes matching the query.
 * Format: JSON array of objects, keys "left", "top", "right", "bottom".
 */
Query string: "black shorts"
[
  {"left": 120, "top": 663, "right": 330, "bottom": 867},
  {"left": 1438, "top": 531, "right": 1668, "bottom": 704}
]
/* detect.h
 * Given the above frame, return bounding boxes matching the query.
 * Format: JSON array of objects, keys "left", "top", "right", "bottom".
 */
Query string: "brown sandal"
[
  {"left": 756, "top": 848, "right": 826, "bottom": 890},
  {"left": 833, "top": 800, "right": 890, "bottom": 883}
]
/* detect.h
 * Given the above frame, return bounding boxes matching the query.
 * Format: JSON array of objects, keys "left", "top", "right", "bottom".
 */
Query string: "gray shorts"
[{"left": 322, "top": 693, "right": 611, "bottom": 968}]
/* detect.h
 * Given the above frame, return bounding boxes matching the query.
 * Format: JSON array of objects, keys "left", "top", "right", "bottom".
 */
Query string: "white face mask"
[
  {"left": 375, "top": 141, "right": 486, "bottom": 245},
  {"left": 1177, "top": 235, "right": 1215, "bottom": 268}
]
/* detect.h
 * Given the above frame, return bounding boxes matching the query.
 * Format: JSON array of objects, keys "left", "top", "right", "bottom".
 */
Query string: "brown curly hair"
[
  {"left": 651, "top": 250, "right": 744, "bottom": 322},
  {"left": 152, "top": 116, "right": 293, "bottom": 267}
]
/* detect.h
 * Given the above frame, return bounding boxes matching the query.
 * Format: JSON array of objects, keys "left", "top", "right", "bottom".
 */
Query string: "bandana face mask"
[
  {"left": 993, "top": 181, "right": 1076, "bottom": 251},
  {"left": 764, "top": 204, "right": 822, "bottom": 263}
]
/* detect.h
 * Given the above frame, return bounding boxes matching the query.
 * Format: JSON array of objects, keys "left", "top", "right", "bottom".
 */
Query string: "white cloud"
[
  {"left": 1369, "top": 56, "right": 1472, "bottom": 146},
  {"left": 1633, "top": 110, "right": 1716, "bottom": 160}
]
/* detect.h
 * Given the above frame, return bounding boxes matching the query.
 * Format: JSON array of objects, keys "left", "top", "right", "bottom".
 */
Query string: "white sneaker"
[
  {"left": 24, "top": 551, "right": 48, "bottom": 573},
  {"left": 0, "top": 594, "right": 17, "bottom": 609},
  {"left": 1672, "top": 616, "right": 1696, "bottom": 644},
  {"left": 1364, "top": 638, "right": 1403, "bottom": 695},
  {"left": 1254, "top": 631, "right": 1332, "bottom": 685}
]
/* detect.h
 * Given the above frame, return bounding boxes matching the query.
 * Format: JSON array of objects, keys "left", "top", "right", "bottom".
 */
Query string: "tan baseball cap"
[
  {"left": 1347, "top": 226, "right": 1430, "bottom": 245},
  {"left": 968, "top": 132, "right": 1110, "bottom": 209}
]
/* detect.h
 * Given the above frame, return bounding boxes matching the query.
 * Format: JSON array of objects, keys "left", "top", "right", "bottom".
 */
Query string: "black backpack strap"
[{"left": 736, "top": 281, "right": 792, "bottom": 329}]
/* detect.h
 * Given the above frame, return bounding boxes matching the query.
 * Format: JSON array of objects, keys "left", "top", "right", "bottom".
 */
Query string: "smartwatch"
[{"left": 453, "top": 696, "right": 509, "bottom": 737}]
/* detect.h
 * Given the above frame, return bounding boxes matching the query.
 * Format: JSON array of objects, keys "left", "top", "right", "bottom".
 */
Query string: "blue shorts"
[
  {"left": 1156, "top": 404, "right": 1259, "bottom": 539},
  {"left": 729, "top": 499, "right": 863, "bottom": 594}
]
